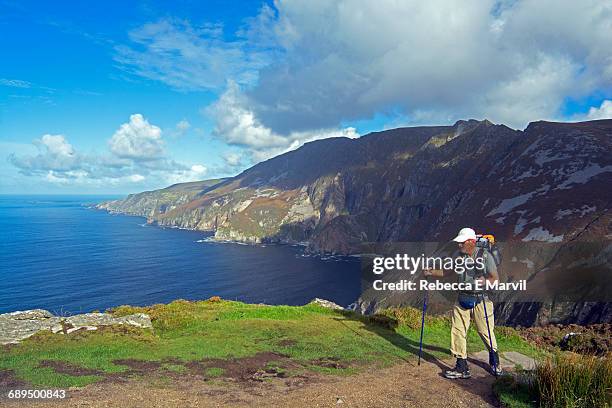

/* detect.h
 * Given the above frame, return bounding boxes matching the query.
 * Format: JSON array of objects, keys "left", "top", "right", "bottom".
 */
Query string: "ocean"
[{"left": 0, "top": 195, "right": 361, "bottom": 314}]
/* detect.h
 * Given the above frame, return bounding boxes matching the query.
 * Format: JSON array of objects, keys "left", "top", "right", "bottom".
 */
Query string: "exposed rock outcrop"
[
  {"left": 310, "top": 298, "right": 345, "bottom": 310},
  {"left": 0, "top": 310, "right": 152, "bottom": 345}
]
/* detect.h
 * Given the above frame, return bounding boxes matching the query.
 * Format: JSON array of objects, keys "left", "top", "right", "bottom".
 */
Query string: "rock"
[
  {"left": 115, "top": 313, "right": 153, "bottom": 328},
  {"left": 0, "top": 310, "right": 152, "bottom": 345},
  {"left": 310, "top": 298, "right": 344, "bottom": 310},
  {"left": 65, "top": 312, "right": 152, "bottom": 329},
  {"left": 502, "top": 351, "right": 536, "bottom": 370},
  {"left": 559, "top": 332, "right": 579, "bottom": 350},
  {"left": 2, "top": 309, "right": 55, "bottom": 320},
  {"left": 66, "top": 326, "right": 97, "bottom": 334},
  {"left": 51, "top": 323, "right": 65, "bottom": 334},
  {"left": 0, "top": 314, "right": 63, "bottom": 344},
  {"left": 471, "top": 350, "right": 536, "bottom": 371}
]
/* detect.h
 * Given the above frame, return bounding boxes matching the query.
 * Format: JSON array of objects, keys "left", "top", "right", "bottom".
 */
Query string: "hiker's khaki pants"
[{"left": 450, "top": 299, "right": 498, "bottom": 359}]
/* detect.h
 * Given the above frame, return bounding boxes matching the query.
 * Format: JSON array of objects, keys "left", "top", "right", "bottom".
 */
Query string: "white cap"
[{"left": 452, "top": 227, "right": 477, "bottom": 242}]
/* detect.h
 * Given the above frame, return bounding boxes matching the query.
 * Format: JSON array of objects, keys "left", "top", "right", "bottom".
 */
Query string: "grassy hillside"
[
  {"left": 95, "top": 178, "right": 228, "bottom": 218},
  {"left": 0, "top": 298, "right": 538, "bottom": 388}
]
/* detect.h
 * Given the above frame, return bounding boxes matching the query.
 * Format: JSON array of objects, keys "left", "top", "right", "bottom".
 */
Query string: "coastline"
[
  {"left": 3, "top": 197, "right": 362, "bottom": 315},
  {"left": 91, "top": 203, "right": 360, "bottom": 259}
]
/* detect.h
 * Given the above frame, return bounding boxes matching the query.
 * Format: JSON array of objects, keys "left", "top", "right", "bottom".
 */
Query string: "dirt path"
[{"left": 3, "top": 358, "right": 499, "bottom": 408}]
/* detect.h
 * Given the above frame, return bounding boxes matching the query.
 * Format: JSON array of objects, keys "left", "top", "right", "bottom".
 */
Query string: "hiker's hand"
[{"left": 424, "top": 268, "right": 443, "bottom": 277}]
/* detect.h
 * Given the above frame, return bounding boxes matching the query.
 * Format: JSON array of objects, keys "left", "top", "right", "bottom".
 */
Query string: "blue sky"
[{"left": 1, "top": 0, "right": 611, "bottom": 194}]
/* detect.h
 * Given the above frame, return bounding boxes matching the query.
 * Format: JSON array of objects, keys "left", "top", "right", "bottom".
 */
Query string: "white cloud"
[
  {"left": 114, "top": 18, "right": 271, "bottom": 91},
  {"left": 586, "top": 100, "right": 612, "bottom": 120},
  {"left": 164, "top": 164, "right": 208, "bottom": 185},
  {"left": 168, "top": 119, "right": 191, "bottom": 138},
  {"left": 0, "top": 78, "right": 32, "bottom": 88},
  {"left": 480, "top": 54, "right": 580, "bottom": 126},
  {"left": 129, "top": 174, "right": 145, "bottom": 182},
  {"left": 109, "top": 114, "right": 164, "bottom": 160},
  {"left": 206, "top": 81, "right": 288, "bottom": 149},
  {"left": 236, "top": 0, "right": 612, "bottom": 132},
  {"left": 20, "top": 1, "right": 610, "bottom": 190},
  {"left": 45, "top": 171, "right": 69, "bottom": 184},
  {"left": 176, "top": 119, "right": 190, "bottom": 132},
  {"left": 249, "top": 126, "right": 359, "bottom": 162},
  {"left": 223, "top": 152, "right": 242, "bottom": 166},
  {"left": 9, "top": 134, "right": 79, "bottom": 172},
  {"left": 40, "top": 134, "right": 75, "bottom": 157},
  {"left": 109, "top": 0, "right": 612, "bottom": 155},
  {"left": 207, "top": 81, "right": 360, "bottom": 162},
  {"left": 191, "top": 164, "right": 206, "bottom": 174},
  {"left": 110, "top": 0, "right": 611, "bottom": 158},
  {"left": 9, "top": 114, "right": 208, "bottom": 188}
]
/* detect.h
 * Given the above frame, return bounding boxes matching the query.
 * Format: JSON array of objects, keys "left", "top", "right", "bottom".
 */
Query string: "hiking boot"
[
  {"left": 444, "top": 358, "right": 471, "bottom": 379},
  {"left": 489, "top": 351, "right": 502, "bottom": 376}
]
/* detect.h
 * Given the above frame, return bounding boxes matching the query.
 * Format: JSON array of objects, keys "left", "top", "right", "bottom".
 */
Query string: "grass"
[
  {"left": 163, "top": 364, "right": 187, "bottom": 373},
  {"left": 0, "top": 299, "right": 539, "bottom": 388},
  {"left": 204, "top": 367, "right": 224, "bottom": 377},
  {"left": 495, "top": 353, "right": 612, "bottom": 407},
  {"left": 494, "top": 374, "right": 537, "bottom": 408},
  {"left": 377, "top": 306, "right": 543, "bottom": 361},
  {"left": 536, "top": 353, "right": 611, "bottom": 407}
]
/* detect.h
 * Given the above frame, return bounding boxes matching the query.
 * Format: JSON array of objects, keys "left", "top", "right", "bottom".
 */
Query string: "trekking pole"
[
  {"left": 481, "top": 294, "right": 498, "bottom": 376},
  {"left": 417, "top": 242, "right": 451, "bottom": 366},
  {"left": 417, "top": 290, "right": 428, "bottom": 366}
]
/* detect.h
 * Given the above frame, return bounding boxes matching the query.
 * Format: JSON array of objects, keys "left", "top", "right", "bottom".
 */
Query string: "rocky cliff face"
[{"left": 97, "top": 119, "right": 612, "bottom": 325}]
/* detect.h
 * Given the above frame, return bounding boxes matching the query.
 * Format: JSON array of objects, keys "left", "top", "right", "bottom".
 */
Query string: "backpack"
[
  {"left": 458, "top": 234, "right": 501, "bottom": 309},
  {"left": 476, "top": 234, "right": 502, "bottom": 266}
]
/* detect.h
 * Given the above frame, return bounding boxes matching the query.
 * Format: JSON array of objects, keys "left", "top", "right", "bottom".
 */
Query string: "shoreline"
[
  {"left": 92, "top": 203, "right": 363, "bottom": 259},
  {"left": 3, "top": 200, "right": 362, "bottom": 316}
]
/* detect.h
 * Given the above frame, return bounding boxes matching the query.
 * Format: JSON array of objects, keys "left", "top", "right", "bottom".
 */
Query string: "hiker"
[{"left": 424, "top": 227, "right": 502, "bottom": 379}]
